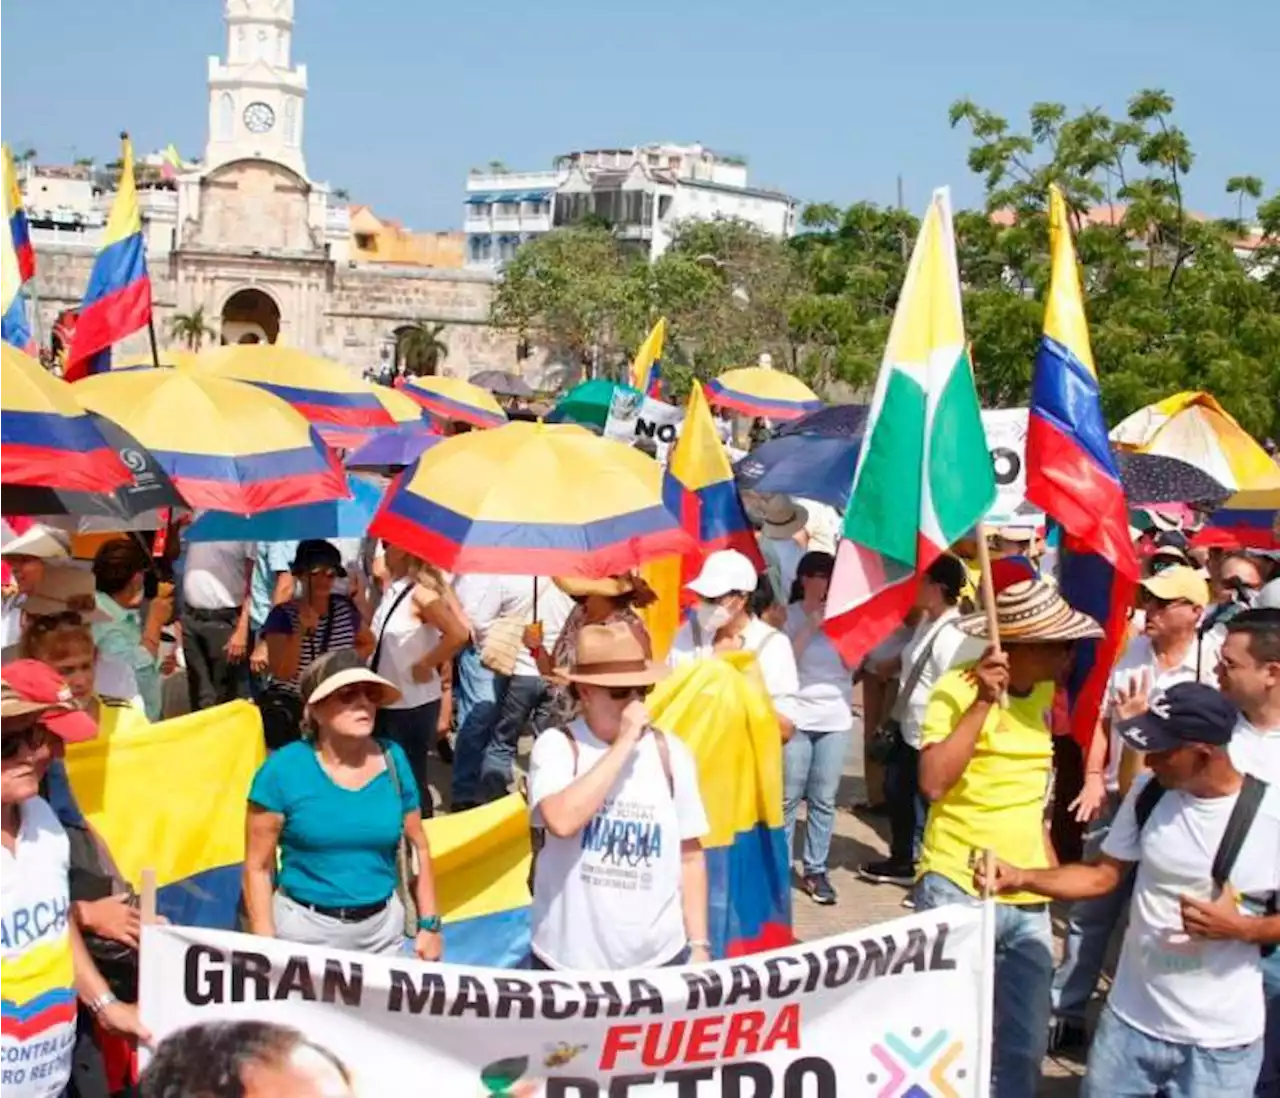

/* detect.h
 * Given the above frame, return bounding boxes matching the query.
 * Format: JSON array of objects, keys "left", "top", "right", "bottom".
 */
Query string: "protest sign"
[
  {"left": 140, "top": 905, "right": 992, "bottom": 1095},
  {"left": 604, "top": 388, "right": 684, "bottom": 462},
  {"left": 980, "top": 408, "right": 1044, "bottom": 526}
]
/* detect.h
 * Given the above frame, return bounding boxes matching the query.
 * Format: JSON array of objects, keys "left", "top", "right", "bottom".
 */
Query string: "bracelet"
[
  {"left": 87, "top": 992, "right": 118, "bottom": 1015},
  {"left": 1085, "top": 769, "right": 1105, "bottom": 777},
  {"left": 417, "top": 915, "right": 442, "bottom": 933},
  {"left": 688, "top": 938, "right": 711, "bottom": 951}
]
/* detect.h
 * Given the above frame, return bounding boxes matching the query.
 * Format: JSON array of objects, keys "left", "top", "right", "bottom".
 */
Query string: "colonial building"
[{"left": 21, "top": 0, "right": 543, "bottom": 383}]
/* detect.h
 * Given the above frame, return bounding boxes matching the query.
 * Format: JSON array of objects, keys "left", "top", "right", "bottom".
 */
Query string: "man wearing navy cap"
[{"left": 979, "top": 682, "right": 1280, "bottom": 1097}]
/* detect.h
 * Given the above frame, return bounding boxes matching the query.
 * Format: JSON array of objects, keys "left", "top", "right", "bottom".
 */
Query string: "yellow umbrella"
[
  {"left": 369, "top": 421, "right": 694, "bottom": 576},
  {"left": 705, "top": 366, "right": 822, "bottom": 421},
  {"left": 196, "top": 344, "right": 397, "bottom": 429},
  {"left": 401, "top": 375, "right": 508, "bottom": 429},
  {"left": 372, "top": 383, "right": 426, "bottom": 425},
  {"left": 72, "top": 368, "right": 347, "bottom": 514},
  {"left": 113, "top": 349, "right": 203, "bottom": 370}
]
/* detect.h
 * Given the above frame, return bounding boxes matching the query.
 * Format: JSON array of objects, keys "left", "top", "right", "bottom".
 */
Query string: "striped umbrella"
[
  {"left": 401, "top": 375, "right": 508, "bottom": 429},
  {"left": 197, "top": 344, "right": 398, "bottom": 430},
  {"left": 1, "top": 344, "right": 134, "bottom": 496},
  {"left": 72, "top": 368, "right": 348, "bottom": 514},
  {"left": 705, "top": 366, "right": 823, "bottom": 421},
  {"left": 370, "top": 420, "right": 694, "bottom": 576}
]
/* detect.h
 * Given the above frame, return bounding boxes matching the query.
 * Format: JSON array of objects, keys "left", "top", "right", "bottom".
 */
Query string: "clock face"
[{"left": 243, "top": 101, "right": 276, "bottom": 134}]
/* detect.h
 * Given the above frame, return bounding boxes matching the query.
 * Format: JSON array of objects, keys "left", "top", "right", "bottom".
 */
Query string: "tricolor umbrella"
[
  {"left": 113, "top": 349, "right": 203, "bottom": 370},
  {"left": 372, "top": 383, "right": 427, "bottom": 426},
  {"left": 1193, "top": 485, "right": 1280, "bottom": 550},
  {"left": 185, "top": 473, "right": 384, "bottom": 543},
  {"left": 705, "top": 366, "right": 823, "bottom": 421},
  {"left": 315, "top": 383, "right": 430, "bottom": 451},
  {"left": 370, "top": 420, "right": 696, "bottom": 576},
  {"left": 71, "top": 368, "right": 348, "bottom": 514},
  {"left": 401, "top": 375, "right": 508, "bottom": 429},
  {"left": 0, "top": 344, "right": 134, "bottom": 497},
  {"left": 197, "top": 344, "right": 398, "bottom": 430}
]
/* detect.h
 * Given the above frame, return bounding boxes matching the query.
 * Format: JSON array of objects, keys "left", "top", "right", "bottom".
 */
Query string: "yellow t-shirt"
[{"left": 917, "top": 666, "right": 1054, "bottom": 904}]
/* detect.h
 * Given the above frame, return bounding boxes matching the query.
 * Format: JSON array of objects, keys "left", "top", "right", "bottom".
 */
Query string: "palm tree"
[
  {"left": 1225, "top": 175, "right": 1263, "bottom": 226},
  {"left": 169, "top": 307, "right": 217, "bottom": 350},
  {"left": 398, "top": 322, "right": 449, "bottom": 376}
]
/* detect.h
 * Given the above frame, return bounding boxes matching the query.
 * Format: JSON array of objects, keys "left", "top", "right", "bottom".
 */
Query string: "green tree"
[
  {"left": 1225, "top": 174, "right": 1263, "bottom": 226},
  {"left": 397, "top": 321, "right": 449, "bottom": 376},
  {"left": 168, "top": 307, "right": 216, "bottom": 350}
]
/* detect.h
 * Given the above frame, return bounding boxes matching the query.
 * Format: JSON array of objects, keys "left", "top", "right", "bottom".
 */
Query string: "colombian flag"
[
  {"left": 3, "top": 145, "right": 35, "bottom": 283},
  {"left": 1193, "top": 485, "right": 1280, "bottom": 551},
  {"left": 64, "top": 133, "right": 151, "bottom": 381},
  {"left": 630, "top": 316, "right": 667, "bottom": 400},
  {"left": 1026, "top": 186, "right": 1139, "bottom": 745},
  {"left": 649, "top": 652, "right": 792, "bottom": 957},
  {"left": 1, "top": 937, "right": 77, "bottom": 1069}
]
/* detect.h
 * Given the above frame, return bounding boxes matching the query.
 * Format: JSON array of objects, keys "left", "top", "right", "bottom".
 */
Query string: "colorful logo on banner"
[{"left": 868, "top": 1027, "right": 967, "bottom": 1098}]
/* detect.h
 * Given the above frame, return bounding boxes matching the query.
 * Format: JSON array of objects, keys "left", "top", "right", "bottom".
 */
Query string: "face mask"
[{"left": 695, "top": 600, "right": 733, "bottom": 636}]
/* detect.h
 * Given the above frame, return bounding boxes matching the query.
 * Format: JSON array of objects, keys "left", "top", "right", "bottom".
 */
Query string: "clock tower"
[{"left": 205, "top": 0, "right": 307, "bottom": 178}]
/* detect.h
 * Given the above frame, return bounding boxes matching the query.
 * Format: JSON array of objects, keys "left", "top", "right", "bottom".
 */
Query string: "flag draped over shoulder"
[
  {"left": 63, "top": 701, "right": 265, "bottom": 928},
  {"left": 1027, "top": 185, "right": 1139, "bottom": 744},
  {"left": 64, "top": 134, "right": 151, "bottom": 381},
  {"left": 2, "top": 146, "right": 36, "bottom": 354},
  {"left": 824, "top": 187, "right": 994, "bottom": 665},
  {"left": 630, "top": 316, "right": 667, "bottom": 399},
  {"left": 640, "top": 383, "right": 762, "bottom": 658},
  {"left": 648, "top": 652, "right": 791, "bottom": 957}
]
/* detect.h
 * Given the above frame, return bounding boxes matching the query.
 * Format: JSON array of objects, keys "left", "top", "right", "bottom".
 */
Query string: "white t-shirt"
[
  {"left": 0, "top": 797, "right": 77, "bottom": 1097},
  {"left": 528, "top": 719, "right": 709, "bottom": 970},
  {"left": 453, "top": 574, "right": 573, "bottom": 678},
  {"left": 897, "top": 609, "right": 985, "bottom": 748},
  {"left": 181, "top": 540, "right": 254, "bottom": 610},
  {"left": 1102, "top": 773, "right": 1280, "bottom": 1047},
  {"left": 784, "top": 604, "right": 852, "bottom": 733},
  {"left": 763, "top": 537, "right": 805, "bottom": 602},
  {"left": 668, "top": 616, "right": 800, "bottom": 725},
  {"left": 1104, "top": 632, "right": 1221, "bottom": 790},
  {"left": 1230, "top": 715, "right": 1280, "bottom": 786},
  {"left": 370, "top": 577, "right": 442, "bottom": 708}
]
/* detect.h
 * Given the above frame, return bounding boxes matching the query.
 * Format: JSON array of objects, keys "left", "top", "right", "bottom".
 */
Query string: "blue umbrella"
[
  {"left": 735, "top": 433, "right": 861, "bottom": 510},
  {"left": 185, "top": 473, "right": 385, "bottom": 542},
  {"left": 344, "top": 425, "right": 442, "bottom": 469}
]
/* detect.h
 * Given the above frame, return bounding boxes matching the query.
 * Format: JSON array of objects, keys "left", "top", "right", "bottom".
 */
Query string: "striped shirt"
[{"left": 262, "top": 595, "right": 361, "bottom": 693}]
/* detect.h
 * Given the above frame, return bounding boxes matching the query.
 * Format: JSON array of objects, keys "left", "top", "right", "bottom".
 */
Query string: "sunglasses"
[
  {"left": 1, "top": 722, "right": 56, "bottom": 761},
  {"left": 1142, "top": 593, "right": 1190, "bottom": 611},
  {"left": 605, "top": 686, "right": 647, "bottom": 702},
  {"left": 307, "top": 567, "right": 340, "bottom": 579},
  {"left": 329, "top": 683, "right": 379, "bottom": 706},
  {"left": 25, "top": 611, "right": 88, "bottom": 633}
]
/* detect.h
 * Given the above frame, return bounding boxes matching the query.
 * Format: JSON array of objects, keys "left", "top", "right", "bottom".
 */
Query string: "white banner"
[
  {"left": 605, "top": 389, "right": 684, "bottom": 464},
  {"left": 981, "top": 408, "right": 1044, "bottom": 526},
  {"left": 139, "top": 906, "right": 992, "bottom": 1095}
]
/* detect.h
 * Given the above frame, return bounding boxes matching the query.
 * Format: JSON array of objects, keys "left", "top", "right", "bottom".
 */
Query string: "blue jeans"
[
  {"left": 478, "top": 673, "right": 548, "bottom": 805},
  {"left": 782, "top": 728, "right": 846, "bottom": 876},
  {"left": 451, "top": 645, "right": 497, "bottom": 806},
  {"left": 1260, "top": 950, "right": 1279, "bottom": 1097},
  {"left": 914, "top": 872, "right": 1053, "bottom": 1098},
  {"left": 1052, "top": 792, "right": 1135, "bottom": 1024},
  {"left": 1083, "top": 1004, "right": 1264, "bottom": 1097}
]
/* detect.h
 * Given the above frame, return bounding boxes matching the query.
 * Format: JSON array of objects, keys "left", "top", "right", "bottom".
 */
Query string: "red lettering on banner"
[
  {"left": 684, "top": 1015, "right": 726, "bottom": 1063},
  {"left": 601, "top": 1005, "right": 802, "bottom": 1072}
]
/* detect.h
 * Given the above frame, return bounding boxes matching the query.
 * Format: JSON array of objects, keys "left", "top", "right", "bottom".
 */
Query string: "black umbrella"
[
  {"left": 469, "top": 369, "right": 534, "bottom": 398},
  {"left": 2, "top": 412, "right": 187, "bottom": 520},
  {"left": 773, "top": 403, "right": 868, "bottom": 439},
  {"left": 1113, "top": 450, "right": 1231, "bottom": 506}
]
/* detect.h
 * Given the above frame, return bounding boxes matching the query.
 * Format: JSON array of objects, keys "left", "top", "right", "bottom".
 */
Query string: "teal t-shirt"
[{"left": 248, "top": 739, "right": 419, "bottom": 908}]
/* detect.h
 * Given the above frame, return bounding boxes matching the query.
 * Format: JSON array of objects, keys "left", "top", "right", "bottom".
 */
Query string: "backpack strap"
[
  {"left": 1135, "top": 778, "right": 1167, "bottom": 830},
  {"left": 561, "top": 725, "right": 673, "bottom": 797},
  {"left": 559, "top": 725, "right": 581, "bottom": 776},
  {"left": 1211, "top": 773, "right": 1269, "bottom": 890}
]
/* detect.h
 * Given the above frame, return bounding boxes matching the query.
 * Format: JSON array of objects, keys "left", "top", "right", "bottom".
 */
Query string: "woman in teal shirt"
[{"left": 244, "top": 648, "right": 442, "bottom": 959}]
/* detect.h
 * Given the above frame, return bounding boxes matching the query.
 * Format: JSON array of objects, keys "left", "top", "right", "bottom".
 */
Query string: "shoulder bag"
[
  {"left": 866, "top": 615, "right": 953, "bottom": 765},
  {"left": 257, "top": 597, "right": 336, "bottom": 750},
  {"left": 379, "top": 741, "right": 420, "bottom": 938}
]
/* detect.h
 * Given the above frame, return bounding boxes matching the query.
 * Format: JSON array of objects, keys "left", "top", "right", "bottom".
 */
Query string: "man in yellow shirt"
[{"left": 914, "top": 577, "right": 1103, "bottom": 1098}]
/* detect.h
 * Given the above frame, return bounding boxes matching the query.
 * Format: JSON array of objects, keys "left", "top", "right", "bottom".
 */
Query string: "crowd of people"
[{"left": 2, "top": 490, "right": 1279, "bottom": 1097}]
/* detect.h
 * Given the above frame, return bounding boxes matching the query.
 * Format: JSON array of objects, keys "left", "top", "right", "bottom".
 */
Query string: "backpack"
[{"left": 1135, "top": 773, "right": 1276, "bottom": 956}]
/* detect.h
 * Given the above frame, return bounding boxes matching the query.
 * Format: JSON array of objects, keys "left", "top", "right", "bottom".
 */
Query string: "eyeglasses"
[
  {"left": 606, "top": 686, "right": 646, "bottom": 702},
  {"left": 1, "top": 722, "right": 56, "bottom": 761}
]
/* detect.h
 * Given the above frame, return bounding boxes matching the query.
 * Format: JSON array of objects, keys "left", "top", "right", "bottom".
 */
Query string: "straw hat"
[
  {"left": 957, "top": 578, "right": 1103, "bottom": 644},
  {"left": 2, "top": 524, "right": 71, "bottom": 561},
  {"left": 23, "top": 565, "right": 109, "bottom": 623},
  {"left": 553, "top": 573, "right": 653, "bottom": 604},
  {"left": 559, "top": 621, "right": 669, "bottom": 688},
  {"left": 760, "top": 495, "right": 808, "bottom": 540}
]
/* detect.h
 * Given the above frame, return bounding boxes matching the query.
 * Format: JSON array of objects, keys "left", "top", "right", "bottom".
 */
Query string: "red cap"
[
  {"left": 0, "top": 660, "right": 98, "bottom": 744},
  {"left": 989, "top": 556, "right": 1039, "bottom": 595}
]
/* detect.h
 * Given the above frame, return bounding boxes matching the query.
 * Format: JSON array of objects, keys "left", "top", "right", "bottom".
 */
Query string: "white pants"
[{"left": 273, "top": 892, "right": 405, "bottom": 956}]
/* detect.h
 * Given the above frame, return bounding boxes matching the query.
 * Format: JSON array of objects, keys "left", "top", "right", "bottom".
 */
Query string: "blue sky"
[{"left": 3, "top": 0, "right": 1276, "bottom": 230}]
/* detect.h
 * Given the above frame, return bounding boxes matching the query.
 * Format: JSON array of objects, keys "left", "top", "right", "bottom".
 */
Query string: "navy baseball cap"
[{"left": 1117, "top": 681, "right": 1239, "bottom": 754}]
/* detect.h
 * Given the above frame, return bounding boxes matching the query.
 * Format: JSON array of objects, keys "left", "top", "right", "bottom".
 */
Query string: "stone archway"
[{"left": 220, "top": 288, "right": 281, "bottom": 345}]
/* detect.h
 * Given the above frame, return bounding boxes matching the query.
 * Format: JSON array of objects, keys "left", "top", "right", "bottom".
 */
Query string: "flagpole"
[
  {"left": 973, "top": 525, "right": 1003, "bottom": 660},
  {"left": 148, "top": 316, "right": 161, "bottom": 369}
]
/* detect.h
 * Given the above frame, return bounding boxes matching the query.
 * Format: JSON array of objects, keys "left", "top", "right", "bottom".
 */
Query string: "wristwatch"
[
  {"left": 417, "top": 915, "right": 443, "bottom": 933},
  {"left": 87, "top": 992, "right": 118, "bottom": 1015}
]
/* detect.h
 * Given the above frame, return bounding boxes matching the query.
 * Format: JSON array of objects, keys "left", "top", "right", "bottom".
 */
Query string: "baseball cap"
[
  {"left": 1117, "top": 681, "right": 1238, "bottom": 754},
  {"left": 1140, "top": 565, "right": 1210, "bottom": 608},
  {"left": 23, "top": 565, "right": 110, "bottom": 623},
  {"left": 685, "top": 550, "right": 759, "bottom": 600},
  {"left": 1, "top": 524, "right": 71, "bottom": 561},
  {"left": 0, "top": 660, "right": 98, "bottom": 744}
]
